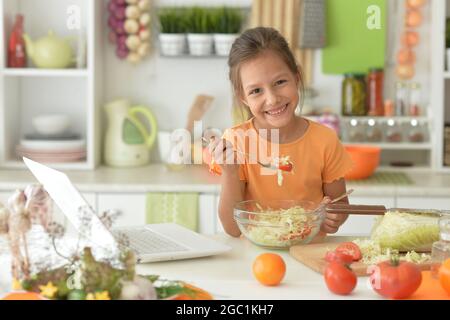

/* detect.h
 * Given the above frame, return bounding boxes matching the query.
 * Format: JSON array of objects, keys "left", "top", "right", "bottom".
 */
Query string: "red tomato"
[
  {"left": 324, "top": 262, "right": 357, "bottom": 295},
  {"left": 324, "top": 250, "right": 354, "bottom": 264},
  {"left": 335, "top": 242, "right": 362, "bottom": 261},
  {"left": 369, "top": 258, "right": 422, "bottom": 299},
  {"left": 278, "top": 163, "right": 293, "bottom": 172}
]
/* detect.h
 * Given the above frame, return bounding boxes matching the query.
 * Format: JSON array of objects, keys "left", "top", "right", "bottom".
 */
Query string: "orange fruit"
[
  {"left": 252, "top": 253, "right": 286, "bottom": 286},
  {"left": 439, "top": 258, "right": 450, "bottom": 295},
  {"left": 2, "top": 291, "right": 47, "bottom": 300}
]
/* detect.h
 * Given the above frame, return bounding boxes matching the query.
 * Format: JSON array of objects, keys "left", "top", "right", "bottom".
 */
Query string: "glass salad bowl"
[{"left": 233, "top": 200, "right": 326, "bottom": 249}]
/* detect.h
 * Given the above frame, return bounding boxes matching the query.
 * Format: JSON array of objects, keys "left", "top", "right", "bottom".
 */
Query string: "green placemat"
[
  {"left": 322, "top": 0, "right": 386, "bottom": 74},
  {"left": 349, "top": 172, "right": 413, "bottom": 185}
]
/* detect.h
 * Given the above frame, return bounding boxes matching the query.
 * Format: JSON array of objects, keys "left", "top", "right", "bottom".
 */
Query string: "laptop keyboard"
[{"left": 115, "top": 229, "right": 188, "bottom": 255}]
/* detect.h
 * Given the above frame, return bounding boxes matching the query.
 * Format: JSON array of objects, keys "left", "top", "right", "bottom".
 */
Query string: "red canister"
[{"left": 367, "top": 68, "right": 384, "bottom": 116}]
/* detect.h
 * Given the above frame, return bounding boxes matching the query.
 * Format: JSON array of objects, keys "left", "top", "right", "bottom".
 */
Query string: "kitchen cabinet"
[
  {"left": 97, "top": 192, "right": 218, "bottom": 233},
  {"left": 97, "top": 193, "right": 146, "bottom": 228},
  {"left": 431, "top": 0, "right": 450, "bottom": 172},
  {"left": 335, "top": 196, "right": 395, "bottom": 236},
  {"left": 198, "top": 194, "right": 217, "bottom": 234},
  {"left": 0, "top": 0, "right": 103, "bottom": 170}
]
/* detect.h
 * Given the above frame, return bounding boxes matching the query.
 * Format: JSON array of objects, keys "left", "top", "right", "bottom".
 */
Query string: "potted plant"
[
  {"left": 158, "top": 8, "right": 187, "bottom": 56},
  {"left": 185, "top": 7, "right": 214, "bottom": 56},
  {"left": 212, "top": 7, "right": 244, "bottom": 56}
]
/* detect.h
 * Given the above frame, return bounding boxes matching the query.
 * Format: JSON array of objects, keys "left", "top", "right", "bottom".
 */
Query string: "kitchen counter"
[
  {"left": 0, "top": 164, "right": 450, "bottom": 197},
  {"left": 136, "top": 234, "right": 383, "bottom": 300}
]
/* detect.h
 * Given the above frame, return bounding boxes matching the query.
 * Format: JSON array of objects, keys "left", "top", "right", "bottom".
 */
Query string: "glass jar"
[
  {"left": 408, "top": 82, "right": 422, "bottom": 116},
  {"left": 385, "top": 119, "right": 403, "bottom": 143},
  {"left": 395, "top": 81, "right": 408, "bottom": 116},
  {"left": 407, "top": 119, "right": 425, "bottom": 143},
  {"left": 365, "top": 119, "right": 383, "bottom": 142},
  {"left": 431, "top": 216, "right": 450, "bottom": 278},
  {"left": 341, "top": 74, "right": 367, "bottom": 116},
  {"left": 367, "top": 68, "right": 384, "bottom": 116},
  {"left": 348, "top": 119, "right": 365, "bottom": 142}
]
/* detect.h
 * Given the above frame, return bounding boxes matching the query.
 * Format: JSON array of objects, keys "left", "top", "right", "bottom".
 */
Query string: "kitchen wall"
[{"left": 102, "top": 0, "right": 432, "bottom": 131}]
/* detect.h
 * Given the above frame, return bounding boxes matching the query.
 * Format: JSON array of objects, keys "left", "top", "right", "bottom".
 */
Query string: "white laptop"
[{"left": 23, "top": 157, "right": 231, "bottom": 263}]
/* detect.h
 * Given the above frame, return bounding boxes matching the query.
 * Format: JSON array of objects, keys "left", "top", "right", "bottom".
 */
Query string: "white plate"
[{"left": 19, "top": 139, "right": 86, "bottom": 151}]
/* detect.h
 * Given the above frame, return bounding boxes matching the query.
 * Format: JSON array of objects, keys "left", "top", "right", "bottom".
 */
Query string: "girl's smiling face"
[{"left": 239, "top": 50, "right": 300, "bottom": 129}]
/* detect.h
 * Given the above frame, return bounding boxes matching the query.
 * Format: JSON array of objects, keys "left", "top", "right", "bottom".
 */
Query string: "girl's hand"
[
  {"left": 319, "top": 196, "right": 349, "bottom": 234},
  {"left": 208, "top": 137, "right": 240, "bottom": 175}
]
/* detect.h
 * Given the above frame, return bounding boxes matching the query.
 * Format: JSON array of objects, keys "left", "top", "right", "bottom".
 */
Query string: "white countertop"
[
  {"left": 136, "top": 234, "right": 383, "bottom": 300},
  {"left": 0, "top": 164, "right": 450, "bottom": 196}
]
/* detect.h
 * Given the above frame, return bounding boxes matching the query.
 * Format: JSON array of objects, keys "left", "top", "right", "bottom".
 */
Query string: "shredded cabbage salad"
[
  {"left": 370, "top": 210, "right": 440, "bottom": 252},
  {"left": 352, "top": 238, "right": 431, "bottom": 265},
  {"left": 244, "top": 205, "right": 319, "bottom": 247}
]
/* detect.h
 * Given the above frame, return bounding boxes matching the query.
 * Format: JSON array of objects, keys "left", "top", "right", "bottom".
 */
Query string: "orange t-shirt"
[{"left": 223, "top": 118, "right": 353, "bottom": 204}]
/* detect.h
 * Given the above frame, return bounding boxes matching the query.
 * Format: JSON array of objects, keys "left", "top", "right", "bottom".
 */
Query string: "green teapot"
[{"left": 23, "top": 30, "right": 75, "bottom": 68}]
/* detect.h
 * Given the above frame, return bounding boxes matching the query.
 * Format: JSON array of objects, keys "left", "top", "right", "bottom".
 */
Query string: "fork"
[{"left": 201, "top": 137, "right": 277, "bottom": 170}]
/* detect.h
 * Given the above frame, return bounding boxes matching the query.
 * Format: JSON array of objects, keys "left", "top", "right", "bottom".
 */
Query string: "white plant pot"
[
  {"left": 187, "top": 33, "right": 214, "bottom": 56},
  {"left": 213, "top": 34, "right": 238, "bottom": 56},
  {"left": 159, "top": 33, "right": 186, "bottom": 56}
]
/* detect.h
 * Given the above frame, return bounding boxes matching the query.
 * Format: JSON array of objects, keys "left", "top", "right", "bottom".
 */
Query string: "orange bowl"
[{"left": 344, "top": 145, "right": 380, "bottom": 180}]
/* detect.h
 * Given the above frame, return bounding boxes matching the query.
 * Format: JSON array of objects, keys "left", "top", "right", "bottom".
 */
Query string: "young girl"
[{"left": 208, "top": 27, "right": 353, "bottom": 238}]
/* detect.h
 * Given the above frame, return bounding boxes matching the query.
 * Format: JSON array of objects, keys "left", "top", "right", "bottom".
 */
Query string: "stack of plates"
[{"left": 16, "top": 136, "right": 86, "bottom": 163}]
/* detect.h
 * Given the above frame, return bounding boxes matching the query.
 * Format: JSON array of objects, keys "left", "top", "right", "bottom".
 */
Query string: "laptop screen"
[{"left": 23, "top": 157, "right": 117, "bottom": 249}]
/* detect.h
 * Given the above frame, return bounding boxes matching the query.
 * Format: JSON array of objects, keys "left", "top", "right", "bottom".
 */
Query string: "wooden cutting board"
[{"left": 290, "top": 242, "right": 433, "bottom": 277}]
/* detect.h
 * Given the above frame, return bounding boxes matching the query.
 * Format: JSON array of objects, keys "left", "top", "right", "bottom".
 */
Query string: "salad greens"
[
  {"left": 370, "top": 211, "right": 440, "bottom": 252},
  {"left": 245, "top": 206, "right": 318, "bottom": 247}
]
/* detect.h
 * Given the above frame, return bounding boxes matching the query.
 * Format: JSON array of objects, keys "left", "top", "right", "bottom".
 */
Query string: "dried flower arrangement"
[{"left": 0, "top": 185, "right": 211, "bottom": 300}]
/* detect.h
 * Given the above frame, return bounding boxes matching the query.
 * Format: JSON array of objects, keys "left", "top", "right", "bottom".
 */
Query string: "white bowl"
[{"left": 32, "top": 115, "right": 71, "bottom": 136}]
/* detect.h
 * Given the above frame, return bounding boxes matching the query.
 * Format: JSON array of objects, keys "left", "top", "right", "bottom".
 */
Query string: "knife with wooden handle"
[{"left": 326, "top": 204, "right": 449, "bottom": 217}]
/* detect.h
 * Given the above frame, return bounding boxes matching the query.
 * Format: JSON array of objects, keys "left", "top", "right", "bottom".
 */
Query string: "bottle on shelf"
[
  {"left": 384, "top": 99, "right": 395, "bottom": 117},
  {"left": 395, "top": 81, "right": 408, "bottom": 116},
  {"left": 342, "top": 74, "right": 367, "bottom": 116},
  {"left": 7, "top": 14, "right": 26, "bottom": 68},
  {"left": 408, "top": 82, "right": 422, "bottom": 116},
  {"left": 367, "top": 68, "right": 384, "bottom": 116},
  {"left": 431, "top": 216, "right": 450, "bottom": 278}
]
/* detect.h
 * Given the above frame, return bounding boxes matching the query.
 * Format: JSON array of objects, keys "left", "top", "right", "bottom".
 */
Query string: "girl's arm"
[
  {"left": 218, "top": 169, "right": 246, "bottom": 237},
  {"left": 321, "top": 178, "right": 350, "bottom": 234},
  {"left": 208, "top": 137, "right": 245, "bottom": 237}
]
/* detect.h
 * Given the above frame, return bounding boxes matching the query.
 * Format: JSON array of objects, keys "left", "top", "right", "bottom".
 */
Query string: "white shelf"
[
  {"left": 3, "top": 160, "right": 91, "bottom": 170},
  {"left": 444, "top": 72, "right": 450, "bottom": 79},
  {"left": 0, "top": 0, "right": 102, "bottom": 170},
  {"left": 2, "top": 68, "right": 88, "bottom": 77},
  {"left": 343, "top": 143, "right": 432, "bottom": 150},
  {"left": 340, "top": 116, "right": 429, "bottom": 122}
]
